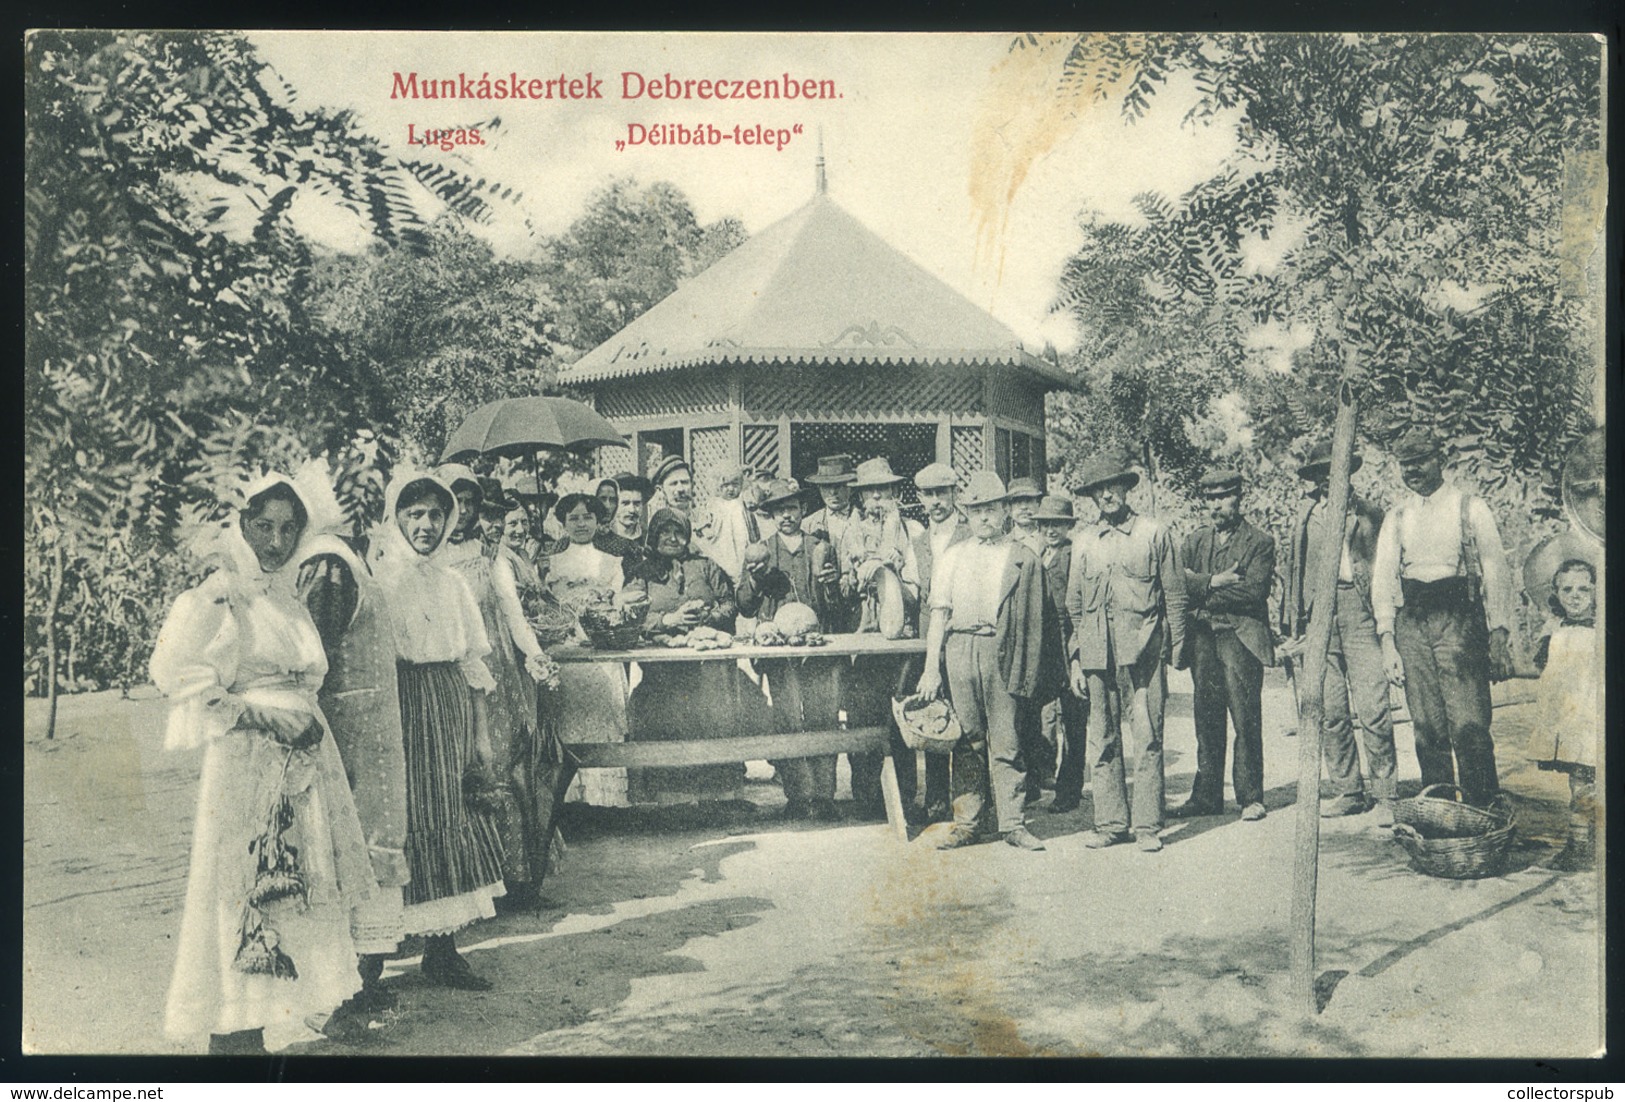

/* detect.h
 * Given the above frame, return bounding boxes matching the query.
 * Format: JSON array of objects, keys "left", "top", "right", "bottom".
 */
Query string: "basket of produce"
[
  {"left": 891, "top": 693, "right": 962, "bottom": 754},
  {"left": 1393, "top": 783, "right": 1508, "bottom": 838},
  {"left": 577, "top": 605, "right": 645, "bottom": 650},
  {"left": 1391, "top": 794, "right": 1517, "bottom": 880},
  {"left": 527, "top": 598, "right": 581, "bottom": 647}
]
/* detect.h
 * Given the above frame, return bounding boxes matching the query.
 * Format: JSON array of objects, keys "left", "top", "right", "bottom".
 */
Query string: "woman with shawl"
[
  {"left": 373, "top": 469, "right": 507, "bottom": 988},
  {"left": 292, "top": 459, "right": 410, "bottom": 1028},
  {"left": 436, "top": 465, "right": 554, "bottom": 910},
  {"left": 150, "top": 473, "right": 374, "bottom": 1055},
  {"left": 628, "top": 508, "right": 768, "bottom": 803}
]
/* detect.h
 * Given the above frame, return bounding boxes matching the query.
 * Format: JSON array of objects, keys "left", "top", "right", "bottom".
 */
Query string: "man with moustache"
[
  {"left": 916, "top": 472, "right": 1058, "bottom": 851},
  {"left": 1175, "top": 469, "right": 1275, "bottom": 823},
  {"left": 597, "top": 472, "right": 653, "bottom": 578},
  {"left": 1371, "top": 428, "right": 1516, "bottom": 807},
  {"left": 735, "top": 479, "right": 843, "bottom": 821},
  {"left": 1067, "top": 448, "right": 1189, "bottom": 853},
  {"left": 802, "top": 454, "right": 861, "bottom": 633},
  {"left": 1282, "top": 440, "right": 1397, "bottom": 824},
  {"left": 909, "top": 463, "right": 972, "bottom": 822},
  {"left": 840, "top": 457, "right": 924, "bottom": 818}
]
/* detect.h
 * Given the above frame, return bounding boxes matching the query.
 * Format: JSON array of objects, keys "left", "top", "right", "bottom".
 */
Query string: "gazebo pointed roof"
[{"left": 564, "top": 191, "right": 1066, "bottom": 386}]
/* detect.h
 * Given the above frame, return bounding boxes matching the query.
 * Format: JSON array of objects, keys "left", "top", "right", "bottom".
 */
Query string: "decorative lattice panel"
[
  {"left": 951, "top": 425, "right": 985, "bottom": 488},
  {"left": 688, "top": 425, "right": 732, "bottom": 511},
  {"left": 791, "top": 422, "right": 936, "bottom": 520},
  {"left": 742, "top": 365, "right": 979, "bottom": 417},
  {"left": 742, "top": 424, "right": 780, "bottom": 478},
  {"left": 984, "top": 372, "right": 1046, "bottom": 430},
  {"left": 593, "top": 371, "right": 729, "bottom": 420},
  {"left": 595, "top": 437, "right": 636, "bottom": 479}
]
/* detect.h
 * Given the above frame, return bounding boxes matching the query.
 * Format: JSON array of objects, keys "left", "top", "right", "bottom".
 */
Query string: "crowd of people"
[{"left": 147, "top": 427, "right": 1601, "bottom": 1053}]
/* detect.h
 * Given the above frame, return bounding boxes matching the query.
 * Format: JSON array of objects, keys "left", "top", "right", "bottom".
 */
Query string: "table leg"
[{"left": 879, "top": 752, "right": 908, "bottom": 842}]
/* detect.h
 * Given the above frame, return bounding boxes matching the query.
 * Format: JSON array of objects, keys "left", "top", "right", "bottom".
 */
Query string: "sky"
[{"left": 250, "top": 31, "right": 1243, "bottom": 352}]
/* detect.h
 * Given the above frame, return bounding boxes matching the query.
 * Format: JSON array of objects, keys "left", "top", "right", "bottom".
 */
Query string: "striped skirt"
[{"left": 398, "top": 661, "right": 506, "bottom": 935}]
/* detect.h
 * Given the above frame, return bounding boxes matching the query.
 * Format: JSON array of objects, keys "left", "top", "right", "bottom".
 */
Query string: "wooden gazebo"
[{"left": 563, "top": 173, "right": 1071, "bottom": 511}]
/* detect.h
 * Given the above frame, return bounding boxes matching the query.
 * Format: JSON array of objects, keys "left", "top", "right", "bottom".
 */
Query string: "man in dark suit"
[
  {"left": 1176, "top": 469, "right": 1276, "bottom": 822},
  {"left": 1034, "top": 495, "right": 1089, "bottom": 814},
  {"left": 1282, "top": 441, "right": 1397, "bottom": 822}
]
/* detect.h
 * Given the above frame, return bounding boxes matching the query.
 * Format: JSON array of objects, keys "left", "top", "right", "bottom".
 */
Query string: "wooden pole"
[
  {"left": 45, "top": 541, "right": 64, "bottom": 741},
  {"left": 1289, "top": 379, "right": 1359, "bottom": 1016}
]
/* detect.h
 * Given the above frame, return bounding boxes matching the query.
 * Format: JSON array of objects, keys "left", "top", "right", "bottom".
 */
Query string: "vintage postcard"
[{"left": 22, "top": 29, "right": 1608, "bottom": 1060}]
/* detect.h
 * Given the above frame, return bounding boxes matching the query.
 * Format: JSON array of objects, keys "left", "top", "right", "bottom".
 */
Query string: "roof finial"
[{"left": 815, "top": 128, "right": 827, "bottom": 195}]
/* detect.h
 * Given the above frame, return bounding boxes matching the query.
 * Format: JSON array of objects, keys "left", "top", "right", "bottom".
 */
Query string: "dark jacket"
[
  {"left": 1183, "top": 518, "right": 1276, "bottom": 667},
  {"left": 993, "top": 539, "right": 1068, "bottom": 703},
  {"left": 734, "top": 532, "right": 839, "bottom": 629},
  {"left": 1281, "top": 491, "right": 1385, "bottom": 638},
  {"left": 912, "top": 513, "right": 972, "bottom": 610},
  {"left": 1039, "top": 538, "right": 1074, "bottom": 642}
]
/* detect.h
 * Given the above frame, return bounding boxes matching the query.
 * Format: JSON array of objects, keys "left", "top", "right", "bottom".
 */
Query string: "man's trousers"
[
  {"left": 1320, "top": 586, "right": 1398, "bottom": 800},
  {"left": 1188, "top": 625, "right": 1264, "bottom": 809},
  {"left": 1393, "top": 587, "right": 1498, "bottom": 806},
  {"left": 944, "top": 632, "right": 1025, "bottom": 834},
  {"left": 761, "top": 658, "right": 839, "bottom": 805},
  {"left": 1087, "top": 634, "right": 1167, "bottom": 836},
  {"left": 1048, "top": 690, "right": 1089, "bottom": 802}
]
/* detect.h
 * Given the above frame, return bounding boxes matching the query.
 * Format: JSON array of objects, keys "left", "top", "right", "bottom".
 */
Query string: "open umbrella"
[{"left": 440, "top": 396, "right": 627, "bottom": 462}]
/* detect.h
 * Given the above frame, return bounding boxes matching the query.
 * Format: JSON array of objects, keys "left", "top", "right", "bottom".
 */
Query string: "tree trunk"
[
  {"left": 45, "top": 541, "right": 64, "bottom": 741},
  {"left": 1289, "top": 380, "right": 1359, "bottom": 1016}
]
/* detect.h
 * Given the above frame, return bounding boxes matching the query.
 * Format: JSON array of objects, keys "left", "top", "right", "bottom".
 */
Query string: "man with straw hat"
[
  {"left": 1176, "top": 468, "right": 1276, "bottom": 824},
  {"left": 1282, "top": 440, "right": 1397, "bottom": 824},
  {"left": 802, "top": 453, "right": 861, "bottom": 632},
  {"left": 1066, "top": 447, "right": 1188, "bottom": 852},
  {"left": 840, "top": 456, "right": 925, "bottom": 817},
  {"left": 1033, "top": 494, "right": 1089, "bottom": 814},
  {"left": 1371, "top": 428, "right": 1516, "bottom": 807},
  {"left": 915, "top": 471, "right": 1059, "bottom": 851}
]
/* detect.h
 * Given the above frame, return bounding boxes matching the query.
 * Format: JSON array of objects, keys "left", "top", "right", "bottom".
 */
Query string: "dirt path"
[{"left": 23, "top": 674, "right": 1602, "bottom": 1058}]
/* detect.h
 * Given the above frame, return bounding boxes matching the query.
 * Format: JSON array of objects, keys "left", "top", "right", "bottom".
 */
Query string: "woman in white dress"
[
  {"left": 549, "top": 493, "right": 630, "bottom": 806},
  {"left": 150, "top": 473, "right": 374, "bottom": 1054}
]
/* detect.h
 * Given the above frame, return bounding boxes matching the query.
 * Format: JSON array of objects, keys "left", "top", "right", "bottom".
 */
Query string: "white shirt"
[
  {"left": 931, "top": 537, "right": 1013, "bottom": 628},
  {"left": 1371, "top": 482, "right": 1514, "bottom": 635}
]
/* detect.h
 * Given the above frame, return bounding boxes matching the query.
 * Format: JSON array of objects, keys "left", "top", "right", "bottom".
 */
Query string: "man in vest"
[
  {"left": 802, "top": 453, "right": 860, "bottom": 614},
  {"left": 916, "top": 471, "right": 1060, "bottom": 851},
  {"left": 1175, "top": 469, "right": 1276, "bottom": 822},
  {"left": 1034, "top": 495, "right": 1089, "bottom": 814},
  {"left": 1282, "top": 440, "right": 1397, "bottom": 823},
  {"left": 910, "top": 462, "right": 972, "bottom": 822},
  {"left": 1372, "top": 428, "right": 1516, "bottom": 807},
  {"left": 1067, "top": 448, "right": 1189, "bottom": 852},
  {"left": 736, "top": 478, "right": 843, "bottom": 821}
]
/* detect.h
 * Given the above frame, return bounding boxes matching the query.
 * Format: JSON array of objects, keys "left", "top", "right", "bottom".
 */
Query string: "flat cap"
[
  {"left": 959, "top": 471, "right": 1008, "bottom": 508},
  {"left": 914, "top": 462, "right": 958, "bottom": 491},
  {"left": 1196, "top": 469, "right": 1244, "bottom": 496},
  {"left": 1391, "top": 428, "right": 1442, "bottom": 463},
  {"left": 651, "top": 454, "right": 692, "bottom": 487},
  {"left": 1006, "top": 476, "right": 1044, "bottom": 500}
]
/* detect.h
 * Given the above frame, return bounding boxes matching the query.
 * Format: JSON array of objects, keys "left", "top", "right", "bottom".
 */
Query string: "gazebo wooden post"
[{"left": 1289, "top": 379, "right": 1359, "bottom": 1017}]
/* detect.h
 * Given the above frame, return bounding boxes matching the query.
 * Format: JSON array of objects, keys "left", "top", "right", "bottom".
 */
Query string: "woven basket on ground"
[
  {"left": 1391, "top": 790, "right": 1517, "bottom": 879},
  {"left": 891, "top": 694, "right": 962, "bottom": 754},
  {"left": 1393, "top": 783, "right": 1507, "bottom": 838}
]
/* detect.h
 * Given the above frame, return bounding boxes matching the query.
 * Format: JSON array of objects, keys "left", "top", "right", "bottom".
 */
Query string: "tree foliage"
[{"left": 1043, "top": 33, "right": 1602, "bottom": 564}]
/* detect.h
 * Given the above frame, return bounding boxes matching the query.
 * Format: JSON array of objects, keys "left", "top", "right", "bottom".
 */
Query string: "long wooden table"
[{"left": 552, "top": 634, "right": 926, "bottom": 840}]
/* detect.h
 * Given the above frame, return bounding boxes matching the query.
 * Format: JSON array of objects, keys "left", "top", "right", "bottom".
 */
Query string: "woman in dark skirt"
[{"left": 374, "top": 469, "right": 507, "bottom": 989}]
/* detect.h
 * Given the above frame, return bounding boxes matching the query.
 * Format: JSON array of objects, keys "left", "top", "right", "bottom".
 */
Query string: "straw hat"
[
  {"left": 804, "top": 454, "right": 858, "bottom": 485},
  {"left": 850, "top": 457, "right": 907, "bottom": 489}
]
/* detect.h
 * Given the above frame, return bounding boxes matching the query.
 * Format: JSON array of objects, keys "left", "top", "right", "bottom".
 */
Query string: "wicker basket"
[
  {"left": 891, "top": 694, "right": 962, "bottom": 754},
  {"left": 1391, "top": 795, "right": 1517, "bottom": 879},
  {"left": 578, "top": 609, "right": 644, "bottom": 650},
  {"left": 1393, "top": 783, "right": 1507, "bottom": 839}
]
